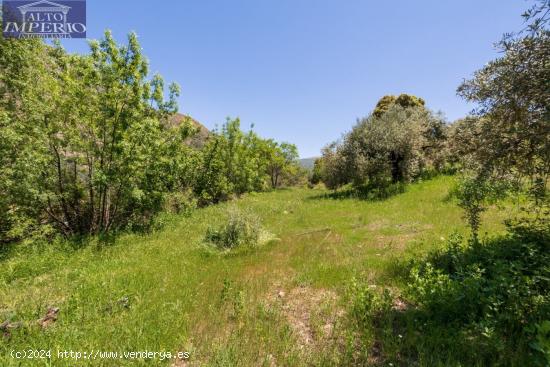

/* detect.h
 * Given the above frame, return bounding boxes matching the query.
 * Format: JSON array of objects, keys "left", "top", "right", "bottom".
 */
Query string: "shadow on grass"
[
  {"left": 0, "top": 225, "right": 136, "bottom": 266},
  {"left": 307, "top": 182, "right": 407, "bottom": 202},
  {"left": 0, "top": 209, "right": 183, "bottom": 264},
  {"left": 0, "top": 241, "right": 17, "bottom": 262},
  {"left": 349, "top": 220, "right": 550, "bottom": 366}
]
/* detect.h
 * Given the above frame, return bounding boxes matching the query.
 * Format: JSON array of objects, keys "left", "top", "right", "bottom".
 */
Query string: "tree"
[
  {"left": 456, "top": 2, "right": 549, "bottom": 204},
  {"left": 193, "top": 118, "right": 299, "bottom": 204},
  {"left": 0, "top": 30, "right": 304, "bottom": 243},
  {"left": 265, "top": 141, "right": 299, "bottom": 188},
  {"left": 343, "top": 105, "right": 429, "bottom": 185},
  {"left": 318, "top": 142, "right": 349, "bottom": 191},
  {"left": 0, "top": 31, "right": 190, "bottom": 239},
  {"left": 318, "top": 95, "right": 447, "bottom": 192},
  {"left": 309, "top": 158, "right": 324, "bottom": 185},
  {"left": 373, "top": 95, "right": 397, "bottom": 118},
  {"left": 373, "top": 94, "right": 425, "bottom": 117},
  {"left": 0, "top": 37, "right": 55, "bottom": 241}
]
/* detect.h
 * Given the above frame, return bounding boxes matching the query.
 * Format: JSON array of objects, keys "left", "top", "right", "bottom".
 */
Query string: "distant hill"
[
  {"left": 168, "top": 113, "right": 209, "bottom": 148},
  {"left": 299, "top": 157, "right": 319, "bottom": 170}
]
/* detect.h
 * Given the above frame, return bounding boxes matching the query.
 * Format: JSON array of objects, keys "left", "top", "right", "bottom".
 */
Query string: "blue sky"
[{"left": 60, "top": 0, "right": 528, "bottom": 158}]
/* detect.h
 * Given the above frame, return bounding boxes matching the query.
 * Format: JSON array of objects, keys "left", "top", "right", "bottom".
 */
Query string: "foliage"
[
  {"left": 279, "top": 163, "right": 308, "bottom": 188},
  {"left": 450, "top": 1, "right": 549, "bottom": 245},
  {"left": 309, "top": 158, "right": 324, "bottom": 185},
  {"left": 1, "top": 34, "right": 300, "bottom": 244},
  {"left": 372, "top": 93, "right": 425, "bottom": 118},
  {"left": 264, "top": 141, "right": 299, "bottom": 188},
  {"left": 194, "top": 118, "right": 301, "bottom": 205},
  {"left": 0, "top": 31, "right": 196, "bottom": 240},
  {"left": 317, "top": 100, "right": 448, "bottom": 192},
  {"left": 344, "top": 105, "right": 432, "bottom": 185},
  {"left": 451, "top": 175, "right": 511, "bottom": 242},
  {"left": 349, "top": 219, "right": 550, "bottom": 366},
  {"left": 372, "top": 95, "right": 397, "bottom": 118},
  {"left": 163, "top": 190, "right": 197, "bottom": 217},
  {"left": 456, "top": 3, "right": 549, "bottom": 206},
  {"left": 409, "top": 220, "right": 549, "bottom": 364},
  {"left": 204, "top": 208, "right": 262, "bottom": 249},
  {"left": 317, "top": 142, "right": 349, "bottom": 190}
]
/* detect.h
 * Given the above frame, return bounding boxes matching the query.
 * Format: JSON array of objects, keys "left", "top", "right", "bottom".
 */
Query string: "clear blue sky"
[{"left": 61, "top": 0, "right": 528, "bottom": 158}]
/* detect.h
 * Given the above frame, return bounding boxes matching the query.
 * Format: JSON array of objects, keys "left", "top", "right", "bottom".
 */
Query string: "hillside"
[
  {"left": 299, "top": 157, "right": 318, "bottom": 170},
  {"left": 0, "top": 176, "right": 511, "bottom": 366},
  {"left": 168, "top": 113, "right": 210, "bottom": 148}
]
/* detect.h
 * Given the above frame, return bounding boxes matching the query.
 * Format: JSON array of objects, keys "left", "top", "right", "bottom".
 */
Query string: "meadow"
[{"left": 0, "top": 176, "right": 513, "bottom": 366}]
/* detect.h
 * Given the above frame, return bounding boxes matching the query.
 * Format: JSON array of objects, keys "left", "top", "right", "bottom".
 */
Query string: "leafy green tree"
[
  {"left": 343, "top": 105, "right": 429, "bottom": 185},
  {"left": 194, "top": 118, "right": 301, "bottom": 204},
  {"left": 0, "top": 31, "right": 191, "bottom": 239},
  {"left": 309, "top": 158, "right": 324, "bottom": 185},
  {"left": 265, "top": 140, "right": 299, "bottom": 188},
  {"left": 0, "top": 30, "right": 303, "bottom": 243},
  {"left": 318, "top": 95, "right": 446, "bottom": 192},
  {"left": 194, "top": 133, "right": 233, "bottom": 205},
  {"left": 318, "top": 142, "right": 349, "bottom": 191},
  {"left": 0, "top": 37, "right": 63, "bottom": 241},
  {"left": 456, "top": 3, "right": 549, "bottom": 204}
]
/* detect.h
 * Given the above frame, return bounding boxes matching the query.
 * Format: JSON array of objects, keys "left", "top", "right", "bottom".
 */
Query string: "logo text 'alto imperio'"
[{"left": 2, "top": 0, "right": 86, "bottom": 39}]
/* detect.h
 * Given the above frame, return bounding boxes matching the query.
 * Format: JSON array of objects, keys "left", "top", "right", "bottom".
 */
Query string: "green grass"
[{"left": 0, "top": 176, "right": 512, "bottom": 366}]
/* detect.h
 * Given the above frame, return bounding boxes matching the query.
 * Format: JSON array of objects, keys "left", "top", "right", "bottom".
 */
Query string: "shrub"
[
  {"left": 348, "top": 218, "right": 550, "bottom": 365},
  {"left": 451, "top": 175, "right": 510, "bottom": 242},
  {"left": 405, "top": 219, "right": 550, "bottom": 364},
  {"left": 164, "top": 191, "right": 197, "bottom": 216},
  {"left": 205, "top": 208, "right": 262, "bottom": 250}
]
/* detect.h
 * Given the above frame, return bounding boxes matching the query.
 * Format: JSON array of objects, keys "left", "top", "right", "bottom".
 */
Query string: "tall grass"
[{"left": 0, "top": 176, "right": 511, "bottom": 366}]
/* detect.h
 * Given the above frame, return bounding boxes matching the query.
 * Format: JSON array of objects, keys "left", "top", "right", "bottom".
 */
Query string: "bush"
[
  {"left": 193, "top": 119, "right": 301, "bottom": 206},
  {"left": 451, "top": 175, "right": 511, "bottom": 242},
  {"left": 0, "top": 34, "right": 299, "bottom": 244},
  {"left": 164, "top": 191, "right": 197, "bottom": 216},
  {"left": 205, "top": 208, "right": 262, "bottom": 250},
  {"left": 348, "top": 218, "right": 550, "bottom": 365},
  {"left": 406, "top": 221, "right": 550, "bottom": 364}
]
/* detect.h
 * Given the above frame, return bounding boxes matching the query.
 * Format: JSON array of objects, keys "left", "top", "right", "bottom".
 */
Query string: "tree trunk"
[{"left": 390, "top": 151, "right": 404, "bottom": 183}]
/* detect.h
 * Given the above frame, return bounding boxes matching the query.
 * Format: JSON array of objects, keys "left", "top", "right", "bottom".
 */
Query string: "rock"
[
  {"left": 0, "top": 321, "right": 8, "bottom": 331},
  {"left": 392, "top": 298, "right": 408, "bottom": 312},
  {"left": 1, "top": 320, "right": 22, "bottom": 339},
  {"left": 118, "top": 296, "right": 130, "bottom": 308},
  {"left": 0, "top": 320, "right": 21, "bottom": 331},
  {"left": 38, "top": 307, "right": 59, "bottom": 328}
]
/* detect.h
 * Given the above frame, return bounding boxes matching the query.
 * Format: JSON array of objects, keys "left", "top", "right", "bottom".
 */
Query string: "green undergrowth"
[{"left": 0, "top": 176, "right": 514, "bottom": 366}]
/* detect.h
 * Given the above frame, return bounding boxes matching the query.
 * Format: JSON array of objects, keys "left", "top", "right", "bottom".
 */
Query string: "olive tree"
[
  {"left": 453, "top": 1, "right": 549, "bottom": 239},
  {"left": 456, "top": 1, "right": 549, "bottom": 201}
]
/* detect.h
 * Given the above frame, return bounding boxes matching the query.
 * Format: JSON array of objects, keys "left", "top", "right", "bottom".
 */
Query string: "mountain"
[{"left": 299, "top": 157, "right": 319, "bottom": 170}]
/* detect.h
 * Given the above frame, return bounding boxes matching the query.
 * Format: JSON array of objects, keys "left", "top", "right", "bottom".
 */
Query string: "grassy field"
[{"left": 0, "top": 176, "right": 513, "bottom": 366}]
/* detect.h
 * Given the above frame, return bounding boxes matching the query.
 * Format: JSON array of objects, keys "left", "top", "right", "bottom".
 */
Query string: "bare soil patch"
[{"left": 269, "top": 285, "right": 344, "bottom": 350}]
